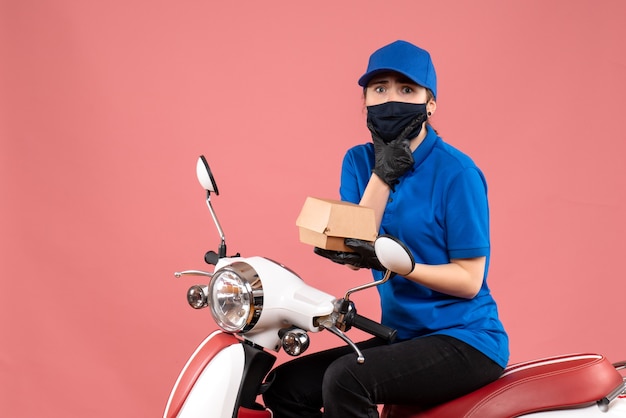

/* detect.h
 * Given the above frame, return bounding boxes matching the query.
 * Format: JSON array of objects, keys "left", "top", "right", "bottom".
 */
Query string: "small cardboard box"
[{"left": 295, "top": 197, "right": 377, "bottom": 252}]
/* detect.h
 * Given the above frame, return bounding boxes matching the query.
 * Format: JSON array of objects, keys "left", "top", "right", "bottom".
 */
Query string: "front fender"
[{"left": 164, "top": 331, "right": 243, "bottom": 418}]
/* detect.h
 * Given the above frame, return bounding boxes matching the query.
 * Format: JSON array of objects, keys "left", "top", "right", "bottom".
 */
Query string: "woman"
[{"left": 262, "top": 40, "right": 509, "bottom": 418}]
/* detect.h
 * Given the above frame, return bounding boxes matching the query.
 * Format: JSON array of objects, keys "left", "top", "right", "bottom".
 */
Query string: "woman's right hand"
[{"left": 371, "top": 135, "right": 414, "bottom": 191}]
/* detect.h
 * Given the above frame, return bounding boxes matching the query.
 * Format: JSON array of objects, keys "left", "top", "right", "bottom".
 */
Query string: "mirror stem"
[
  {"left": 343, "top": 270, "right": 395, "bottom": 303},
  {"left": 218, "top": 240, "right": 227, "bottom": 258},
  {"left": 206, "top": 192, "right": 226, "bottom": 257}
]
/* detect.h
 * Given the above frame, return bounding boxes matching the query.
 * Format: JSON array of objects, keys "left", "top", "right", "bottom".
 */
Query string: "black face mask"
[{"left": 366, "top": 101, "right": 428, "bottom": 144}]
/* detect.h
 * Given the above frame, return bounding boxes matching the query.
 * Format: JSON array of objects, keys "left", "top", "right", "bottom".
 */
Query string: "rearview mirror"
[
  {"left": 374, "top": 235, "right": 415, "bottom": 276},
  {"left": 196, "top": 155, "right": 219, "bottom": 195}
]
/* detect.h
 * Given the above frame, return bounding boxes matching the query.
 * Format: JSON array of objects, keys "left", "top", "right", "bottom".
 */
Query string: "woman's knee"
[{"left": 322, "top": 355, "right": 369, "bottom": 398}]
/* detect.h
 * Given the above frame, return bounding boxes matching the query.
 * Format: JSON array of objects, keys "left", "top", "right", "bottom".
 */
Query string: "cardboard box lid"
[{"left": 295, "top": 197, "right": 377, "bottom": 242}]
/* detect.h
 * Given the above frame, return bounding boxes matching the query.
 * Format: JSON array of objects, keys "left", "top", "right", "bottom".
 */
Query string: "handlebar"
[
  {"left": 320, "top": 305, "right": 397, "bottom": 363},
  {"left": 338, "top": 299, "right": 397, "bottom": 344},
  {"left": 352, "top": 314, "right": 397, "bottom": 343}
]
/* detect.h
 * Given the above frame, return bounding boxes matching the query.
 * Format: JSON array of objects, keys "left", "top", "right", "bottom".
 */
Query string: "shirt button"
[{"left": 388, "top": 197, "right": 393, "bottom": 203}]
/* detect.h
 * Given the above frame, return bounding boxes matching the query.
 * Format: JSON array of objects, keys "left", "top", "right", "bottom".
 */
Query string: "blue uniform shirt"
[{"left": 340, "top": 126, "right": 510, "bottom": 368}]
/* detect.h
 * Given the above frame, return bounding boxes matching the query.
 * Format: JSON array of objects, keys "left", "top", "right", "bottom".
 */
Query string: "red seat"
[{"left": 382, "top": 353, "right": 624, "bottom": 418}]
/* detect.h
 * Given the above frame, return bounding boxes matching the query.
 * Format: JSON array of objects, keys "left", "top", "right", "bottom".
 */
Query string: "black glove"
[
  {"left": 313, "top": 238, "right": 385, "bottom": 271},
  {"left": 372, "top": 136, "right": 413, "bottom": 190},
  {"left": 368, "top": 114, "right": 426, "bottom": 191}
]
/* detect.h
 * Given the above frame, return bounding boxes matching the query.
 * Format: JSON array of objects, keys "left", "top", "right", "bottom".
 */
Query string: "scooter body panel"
[
  {"left": 164, "top": 331, "right": 244, "bottom": 418},
  {"left": 214, "top": 256, "right": 336, "bottom": 351}
]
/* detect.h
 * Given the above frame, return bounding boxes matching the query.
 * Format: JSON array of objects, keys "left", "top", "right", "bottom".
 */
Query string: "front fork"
[{"left": 237, "top": 342, "right": 277, "bottom": 414}]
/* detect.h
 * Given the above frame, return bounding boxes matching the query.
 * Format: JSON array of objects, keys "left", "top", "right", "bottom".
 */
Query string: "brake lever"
[{"left": 318, "top": 317, "right": 365, "bottom": 364}]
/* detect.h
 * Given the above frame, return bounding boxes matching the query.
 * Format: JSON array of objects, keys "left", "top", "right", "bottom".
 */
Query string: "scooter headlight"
[{"left": 209, "top": 262, "right": 263, "bottom": 333}]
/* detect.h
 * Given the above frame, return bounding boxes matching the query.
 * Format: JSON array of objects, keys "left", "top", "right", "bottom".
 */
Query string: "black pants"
[{"left": 262, "top": 335, "right": 503, "bottom": 418}]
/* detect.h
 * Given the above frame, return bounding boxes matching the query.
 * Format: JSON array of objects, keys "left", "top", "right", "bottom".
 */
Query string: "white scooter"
[{"left": 164, "top": 156, "right": 626, "bottom": 418}]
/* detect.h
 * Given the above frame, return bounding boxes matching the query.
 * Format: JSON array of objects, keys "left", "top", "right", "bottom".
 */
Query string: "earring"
[{"left": 427, "top": 111, "right": 432, "bottom": 116}]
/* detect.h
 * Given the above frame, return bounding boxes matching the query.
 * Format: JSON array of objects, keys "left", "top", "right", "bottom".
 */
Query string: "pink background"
[{"left": 2, "top": 1, "right": 625, "bottom": 416}]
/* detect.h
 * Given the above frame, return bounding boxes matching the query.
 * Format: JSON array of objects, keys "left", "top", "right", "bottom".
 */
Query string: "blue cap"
[{"left": 358, "top": 40, "right": 437, "bottom": 99}]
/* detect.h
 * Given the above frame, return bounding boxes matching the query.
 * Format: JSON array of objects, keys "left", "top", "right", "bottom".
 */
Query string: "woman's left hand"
[{"left": 313, "top": 238, "right": 384, "bottom": 271}]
